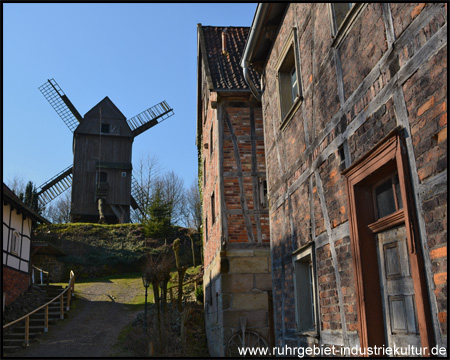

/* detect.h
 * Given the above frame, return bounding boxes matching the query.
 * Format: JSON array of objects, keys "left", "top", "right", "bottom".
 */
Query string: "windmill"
[{"left": 36, "top": 79, "right": 174, "bottom": 224}]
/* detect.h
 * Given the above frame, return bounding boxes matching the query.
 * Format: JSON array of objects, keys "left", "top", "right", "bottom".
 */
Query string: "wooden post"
[
  {"left": 25, "top": 317, "right": 30, "bottom": 346},
  {"left": 60, "top": 295, "right": 64, "bottom": 319},
  {"left": 45, "top": 305, "right": 49, "bottom": 332},
  {"left": 67, "top": 287, "right": 71, "bottom": 311}
]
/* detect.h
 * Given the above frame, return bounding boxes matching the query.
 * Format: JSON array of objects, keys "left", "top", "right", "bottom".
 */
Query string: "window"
[
  {"left": 259, "top": 178, "right": 268, "bottom": 209},
  {"left": 293, "top": 244, "right": 317, "bottom": 334},
  {"left": 211, "top": 192, "right": 215, "bottom": 224},
  {"left": 373, "top": 174, "right": 403, "bottom": 220},
  {"left": 205, "top": 217, "right": 208, "bottom": 243},
  {"left": 276, "top": 28, "right": 302, "bottom": 128},
  {"left": 210, "top": 123, "right": 214, "bottom": 155},
  {"left": 331, "top": 3, "right": 353, "bottom": 34},
  {"left": 203, "top": 160, "right": 206, "bottom": 187},
  {"left": 101, "top": 123, "right": 110, "bottom": 133},
  {"left": 10, "top": 231, "right": 20, "bottom": 255}
]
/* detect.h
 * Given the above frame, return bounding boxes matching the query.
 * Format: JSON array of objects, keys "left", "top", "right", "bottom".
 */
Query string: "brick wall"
[
  {"left": 200, "top": 82, "right": 271, "bottom": 353},
  {"left": 3, "top": 266, "right": 30, "bottom": 306},
  {"left": 260, "top": 2, "right": 446, "bottom": 350}
]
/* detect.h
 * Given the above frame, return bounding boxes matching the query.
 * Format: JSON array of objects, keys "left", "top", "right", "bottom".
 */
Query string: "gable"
[{"left": 76, "top": 97, "right": 132, "bottom": 137}]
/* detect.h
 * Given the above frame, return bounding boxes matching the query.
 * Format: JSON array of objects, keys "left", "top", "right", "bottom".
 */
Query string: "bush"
[{"left": 195, "top": 286, "right": 203, "bottom": 304}]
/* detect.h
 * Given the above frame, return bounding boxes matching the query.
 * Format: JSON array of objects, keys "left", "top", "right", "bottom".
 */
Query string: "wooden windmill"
[{"left": 36, "top": 79, "right": 174, "bottom": 224}]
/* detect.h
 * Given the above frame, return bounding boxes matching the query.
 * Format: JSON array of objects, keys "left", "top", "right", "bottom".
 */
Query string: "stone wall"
[
  {"left": 31, "top": 255, "right": 66, "bottom": 283},
  {"left": 204, "top": 245, "right": 272, "bottom": 356}
]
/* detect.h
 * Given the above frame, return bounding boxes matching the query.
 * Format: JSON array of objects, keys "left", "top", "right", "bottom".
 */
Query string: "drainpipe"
[{"left": 241, "top": 3, "right": 270, "bottom": 102}]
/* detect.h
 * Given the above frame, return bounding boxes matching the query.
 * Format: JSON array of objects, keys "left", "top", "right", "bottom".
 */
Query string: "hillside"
[{"left": 33, "top": 223, "right": 202, "bottom": 282}]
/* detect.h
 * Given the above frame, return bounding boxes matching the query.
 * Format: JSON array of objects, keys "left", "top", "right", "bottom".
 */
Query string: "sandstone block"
[
  {"left": 223, "top": 309, "right": 268, "bottom": 328},
  {"left": 254, "top": 274, "right": 273, "bottom": 290},
  {"left": 232, "top": 292, "right": 269, "bottom": 311},
  {"left": 222, "top": 273, "right": 254, "bottom": 293},
  {"left": 229, "top": 257, "right": 268, "bottom": 274}
]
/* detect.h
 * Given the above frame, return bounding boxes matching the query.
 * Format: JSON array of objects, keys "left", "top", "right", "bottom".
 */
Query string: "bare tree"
[
  {"left": 43, "top": 190, "right": 71, "bottom": 223},
  {"left": 182, "top": 178, "right": 202, "bottom": 233},
  {"left": 159, "top": 171, "right": 185, "bottom": 226},
  {"left": 6, "top": 174, "right": 27, "bottom": 197},
  {"left": 131, "top": 154, "right": 161, "bottom": 223}
]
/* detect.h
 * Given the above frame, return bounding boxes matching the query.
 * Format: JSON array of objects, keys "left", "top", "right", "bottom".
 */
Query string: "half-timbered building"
[
  {"left": 241, "top": 2, "right": 447, "bottom": 355},
  {"left": 2, "top": 183, "right": 50, "bottom": 307},
  {"left": 197, "top": 24, "right": 273, "bottom": 356}
]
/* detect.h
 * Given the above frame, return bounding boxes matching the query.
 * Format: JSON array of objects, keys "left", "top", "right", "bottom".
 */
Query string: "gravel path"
[{"left": 7, "top": 281, "right": 143, "bottom": 357}]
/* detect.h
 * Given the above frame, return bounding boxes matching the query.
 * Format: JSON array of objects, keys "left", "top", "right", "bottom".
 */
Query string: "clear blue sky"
[{"left": 3, "top": 2, "right": 257, "bottom": 199}]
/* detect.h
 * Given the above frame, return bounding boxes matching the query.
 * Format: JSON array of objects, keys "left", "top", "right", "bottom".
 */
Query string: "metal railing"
[{"left": 3, "top": 270, "right": 76, "bottom": 346}]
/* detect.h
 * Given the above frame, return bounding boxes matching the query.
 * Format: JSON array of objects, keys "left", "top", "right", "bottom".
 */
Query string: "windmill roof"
[
  {"left": 200, "top": 26, "right": 260, "bottom": 90},
  {"left": 84, "top": 96, "right": 127, "bottom": 120}
]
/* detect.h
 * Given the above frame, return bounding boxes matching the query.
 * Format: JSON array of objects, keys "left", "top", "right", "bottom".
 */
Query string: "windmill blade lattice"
[
  {"left": 36, "top": 165, "right": 73, "bottom": 207},
  {"left": 39, "top": 79, "right": 83, "bottom": 133},
  {"left": 130, "top": 175, "right": 147, "bottom": 217},
  {"left": 127, "top": 100, "right": 174, "bottom": 137}
]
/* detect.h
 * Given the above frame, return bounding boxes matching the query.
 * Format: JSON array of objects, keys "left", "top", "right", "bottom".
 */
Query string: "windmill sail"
[
  {"left": 130, "top": 175, "right": 146, "bottom": 216},
  {"left": 36, "top": 165, "right": 73, "bottom": 207},
  {"left": 127, "top": 100, "right": 174, "bottom": 137},
  {"left": 39, "top": 79, "right": 83, "bottom": 133}
]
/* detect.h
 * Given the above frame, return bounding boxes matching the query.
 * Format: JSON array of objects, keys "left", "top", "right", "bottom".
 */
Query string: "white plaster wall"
[
  {"left": 20, "top": 261, "right": 29, "bottom": 273},
  {"left": 21, "top": 238, "right": 30, "bottom": 261},
  {"left": 10, "top": 209, "right": 23, "bottom": 235},
  {"left": 7, "top": 256, "right": 20, "bottom": 269}
]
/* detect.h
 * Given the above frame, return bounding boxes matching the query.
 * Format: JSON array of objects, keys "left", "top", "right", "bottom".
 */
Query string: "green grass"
[{"left": 50, "top": 267, "right": 202, "bottom": 310}]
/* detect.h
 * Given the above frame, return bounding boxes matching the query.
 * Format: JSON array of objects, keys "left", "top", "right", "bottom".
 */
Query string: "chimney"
[{"left": 222, "top": 29, "right": 228, "bottom": 55}]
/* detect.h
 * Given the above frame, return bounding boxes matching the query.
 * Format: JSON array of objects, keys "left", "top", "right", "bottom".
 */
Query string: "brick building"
[
  {"left": 197, "top": 25, "right": 273, "bottom": 355},
  {"left": 241, "top": 3, "right": 447, "bottom": 355}
]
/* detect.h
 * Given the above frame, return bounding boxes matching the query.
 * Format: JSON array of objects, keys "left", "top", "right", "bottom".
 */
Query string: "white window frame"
[
  {"left": 10, "top": 231, "right": 20, "bottom": 255},
  {"left": 293, "top": 243, "right": 318, "bottom": 335}
]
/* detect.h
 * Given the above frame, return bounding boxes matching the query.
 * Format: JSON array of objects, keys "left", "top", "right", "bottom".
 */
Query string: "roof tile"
[{"left": 202, "top": 26, "right": 260, "bottom": 90}]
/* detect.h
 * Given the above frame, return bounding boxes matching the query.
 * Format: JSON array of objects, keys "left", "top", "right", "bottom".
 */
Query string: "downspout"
[{"left": 241, "top": 3, "right": 270, "bottom": 102}]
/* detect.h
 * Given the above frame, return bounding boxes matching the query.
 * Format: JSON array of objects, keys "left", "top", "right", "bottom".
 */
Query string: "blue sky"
[{"left": 3, "top": 2, "right": 257, "bottom": 200}]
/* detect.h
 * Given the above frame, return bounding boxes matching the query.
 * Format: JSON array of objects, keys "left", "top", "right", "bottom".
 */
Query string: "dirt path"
[{"left": 7, "top": 281, "right": 142, "bottom": 357}]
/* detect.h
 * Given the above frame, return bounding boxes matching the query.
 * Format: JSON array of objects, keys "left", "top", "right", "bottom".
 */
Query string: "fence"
[
  {"left": 31, "top": 265, "right": 49, "bottom": 285},
  {"left": 3, "top": 270, "right": 76, "bottom": 346}
]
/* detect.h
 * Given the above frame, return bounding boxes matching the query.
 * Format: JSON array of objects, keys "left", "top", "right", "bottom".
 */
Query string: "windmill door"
[{"left": 375, "top": 224, "right": 421, "bottom": 351}]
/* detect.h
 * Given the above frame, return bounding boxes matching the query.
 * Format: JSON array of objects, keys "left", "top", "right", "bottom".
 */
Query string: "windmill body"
[
  {"left": 72, "top": 97, "right": 133, "bottom": 223},
  {"left": 37, "top": 79, "right": 174, "bottom": 224}
]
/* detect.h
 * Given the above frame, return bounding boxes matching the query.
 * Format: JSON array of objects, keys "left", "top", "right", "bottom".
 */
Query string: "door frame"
[{"left": 343, "top": 127, "right": 434, "bottom": 354}]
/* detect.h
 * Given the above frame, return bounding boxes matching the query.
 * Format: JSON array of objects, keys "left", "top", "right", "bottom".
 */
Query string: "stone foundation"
[{"left": 204, "top": 246, "right": 272, "bottom": 356}]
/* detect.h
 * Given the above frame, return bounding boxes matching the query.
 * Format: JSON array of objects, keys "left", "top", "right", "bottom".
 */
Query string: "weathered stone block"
[
  {"left": 223, "top": 309, "right": 269, "bottom": 328},
  {"left": 232, "top": 292, "right": 269, "bottom": 311},
  {"left": 226, "top": 249, "right": 254, "bottom": 257},
  {"left": 254, "top": 274, "right": 272, "bottom": 290},
  {"left": 229, "top": 257, "right": 268, "bottom": 274},
  {"left": 222, "top": 273, "right": 254, "bottom": 293}
]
